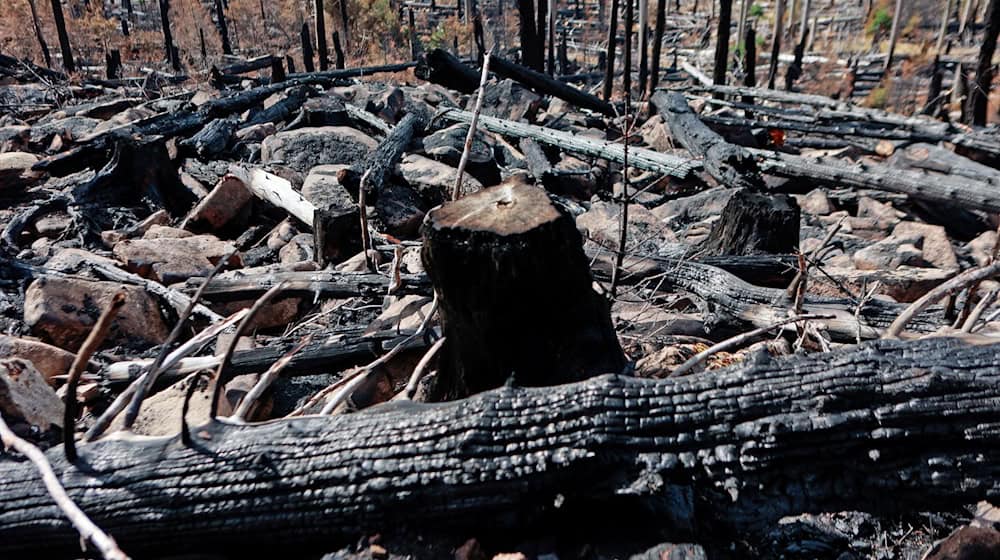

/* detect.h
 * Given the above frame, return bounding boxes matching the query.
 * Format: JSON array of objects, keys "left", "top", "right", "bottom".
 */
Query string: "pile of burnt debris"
[{"left": 0, "top": 49, "right": 998, "bottom": 560}]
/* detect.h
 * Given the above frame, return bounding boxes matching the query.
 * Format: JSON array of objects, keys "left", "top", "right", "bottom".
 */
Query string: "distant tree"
[{"left": 49, "top": 0, "right": 76, "bottom": 72}]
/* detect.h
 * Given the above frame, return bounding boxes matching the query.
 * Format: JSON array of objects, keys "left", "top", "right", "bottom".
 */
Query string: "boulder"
[
  {"left": 182, "top": 175, "right": 253, "bottom": 232},
  {"left": 0, "top": 336, "right": 76, "bottom": 383},
  {"left": 261, "top": 126, "right": 377, "bottom": 173},
  {"left": 113, "top": 234, "right": 241, "bottom": 284},
  {"left": 398, "top": 153, "right": 482, "bottom": 202},
  {"left": 24, "top": 277, "right": 169, "bottom": 351},
  {"left": 578, "top": 201, "right": 676, "bottom": 254},
  {"left": 892, "top": 221, "right": 959, "bottom": 270},
  {"left": 29, "top": 116, "right": 100, "bottom": 146},
  {"left": 0, "top": 151, "right": 42, "bottom": 190},
  {"left": 0, "top": 359, "right": 63, "bottom": 430},
  {"left": 853, "top": 234, "right": 928, "bottom": 270}
]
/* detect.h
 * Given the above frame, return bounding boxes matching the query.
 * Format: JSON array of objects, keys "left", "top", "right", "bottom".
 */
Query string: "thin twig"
[
  {"left": 609, "top": 96, "right": 634, "bottom": 298},
  {"left": 962, "top": 287, "right": 999, "bottom": 333},
  {"left": 231, "top": 335, "right": 313, "bottom": 422},
  {"left": 786, "top": 217, "right": 845, "bottom": 299},
  {"left": 397, "top": 336, "right": 446, "bottom": 400},
  {"left": 453, "top": 51, "right": 492, "bottom": 200},
  {"left": 318, "top": 295, "right": 439, "bottom": 415},
  {"left": 884, "top": 261, "right": 1000, "bottom": 339},
  {"left": 64, "top": 290, "right": 127, "bottom": 463},
  {"left": 0, "top": 414, "right": 130, "bottom": 560},
  {"left": 180, "top": 371, "right": 212, "bottom": 446},
  {"left": 209, "top": 282, "right": 289, "bottom": 419},
  {"left": 84, "top": 310, "right": 248, "bottom": 443},
  {"left": 122, "top": 252, "right": 234, "bottom": 431},
  {"left": 358, "top": 168, "right": 375, "bottom": 273},
  {"left": 670, "top": 313, "right": 835, "bottom": 377}
]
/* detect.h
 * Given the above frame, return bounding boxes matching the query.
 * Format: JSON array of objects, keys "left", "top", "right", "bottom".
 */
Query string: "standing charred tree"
[
  {"left": 301, "top": 22, "right": 316, "bottom": 72},
  {"left": 49, "top": 0, "right": 75, "bottom": 73},
  {"left": 315, "top": 0, "right": 330, "bottom": 71},
  {"left": 199, "top": 28, "right": 207, "bottom": 60},
  {"left": 743, "top": 24, "right": 757, "bottom": 109},
  {"left": 623, "top": 0, "right": 633, "bottom": 96},
  {"left": 883, "top": 0, "right": 902, "bottom": 73},
  {"left": 536, "top": 0, "right": 548, "bottom": 72},
  {"left": 338, "top": 0, "right": 350, "bottom": 50},
  {"left": 214, "top": 0, "right": 232, "bottom": 55},
  {"left": 766, "top": 0, "right": 785, "bottom": 88},
  {"left": 713, "top": 0, "right": 733, "bottom": 87},
  {"left": 602, "top": 0, "right": 620, "bottom": 99},
  {"left": 547, "top": 0, "right": 556, "bottom": 75},
  {"left": 105, "top": 49, "right": 122, "bottom": 79},
  {"left": 518, "top": 0, "right": 543, "bottom": 71},
  {"left": 648, "top": 0, "right": 666, "bottom": 93},
  {"left": 970, "top": 0, "right": 1000, "bottom": 125},
  {"left": 637, "top": 0, "right": 649, "bottom": 94},
  {"left": 159, "top": 0, "right": 181, "bottom": 71},
  {"left": 27, "top": 0, "right": 53, "bottom": 68},
  {"left": 422, "top": 181, "right": 626, "bottom": 401},
  {"left": 332, "top": 30, "right": 346, "bottom": 69},
  {"left": 937, "top": 0, "right": 955, "bottom": 55}
]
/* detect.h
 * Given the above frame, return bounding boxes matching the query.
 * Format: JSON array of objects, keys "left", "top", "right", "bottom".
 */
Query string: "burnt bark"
[
  {"left": 518, "top": 0, "right": 543, "bottom": 71},
  {"left": 602, "top": 0, "right": 620, "bottom": 99},
  {"left": 316, "top": 0, "right": 330, "bottom": 71},
  {"left": 490, "top": 55, "right": 617, "bottom": 115},
  {"left": 701, "top": 189, "right": 800, "bottom": 256},
  {"left": 422, "top": 181, "right": 626, "bottom": 400},
  {"left": 648, "top": 0, "right": 666, "bottom": 93},
  {"left": 713, "top": 0, "right": 733, "bottom": 87},
  {"left": 302, "top": 22, "right": 316, "bottom": 73},
  {"left": 969, "top": 0, "right": 1000, "bottom": 125},
  {"left": 49, "top": 0, "right": 75, "bottom": 73},
  {"left": 214, "top": 0, "right": 232, "bottom": 55},
  {"left": 0, "top": 338, "right": 997, "bottom": 556},
  {"left": 415, "top": 48, "right": 480, "bottom": 93}
]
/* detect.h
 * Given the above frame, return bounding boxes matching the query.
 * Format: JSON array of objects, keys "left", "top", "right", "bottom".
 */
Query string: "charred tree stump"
[
  {"left": 105, "top": 49, "right": 122, "bottom": 80},
  {"left": 421, "top": 181, "right": 626, "bottom": 400},
  {"left": 49, "top": 0, "right": 75, "bottom": 73},
  {"left": 700, "top": 189, "right": 800, "bottom": 256}
]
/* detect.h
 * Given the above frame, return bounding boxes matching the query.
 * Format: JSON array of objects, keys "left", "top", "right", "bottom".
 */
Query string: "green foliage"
[
  {"left": 428, "top": 23, "right": 448, "bottom": 50},
  {"left": 866, "top": 85, "right": 889, "bottom": 108},
  {"left": 749, "top": 3, "right": 764, "bottom": 18},
  {"left": 868, "top": 8, "right": 892, "bottom": 36}
]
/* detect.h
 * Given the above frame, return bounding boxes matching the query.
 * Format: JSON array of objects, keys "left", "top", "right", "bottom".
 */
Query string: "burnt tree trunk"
[
  {"left": 159, "top": 0, "right": 180, "bottom": 70},
  {"left": 883, "top": 0, "right": 902, "bottom": 73},
  {"left": 301, "top": 22, "right": 316, "bottom": 72},
  {"left": 316, "top": 0, "right": 330, "bottom": 71},
  {"left": 332, "top": 30, "right": 346, "bottom": 69},
  {"left": 490, "top": 55, "right": 617, "bottom": 115},
  {"left": 701, "top": 189, "right": 800, "bottom": 256},
  {"left": 638, "top": 0, "right": 649, "bottom": 93},
  {"left": 416, "top": 48, "right": 480, "bottom": 93},
  {"left": 713, "top": 0, "right": 733, "bottom": 87},
  {"left": 623, "top": 0, "right": 632, "bottom": 96},
  {"left": 743, "top": 25, "right": 757, "bottom": 109},
  {"left": 536, "top": 0, "right": 548, "bottom": 72},
  {"left": 766, "top": 0, "right": 784, "bottom": 89},
  {"left": 969, "top": 0, "right": 1000, "bottom": 126},
  {"left": 602, "top": 0, "right": 620, "bottom": 99},
  {"left": 648, "top": 0, "right": 666, "bottom": 93},
  {"left": 49, "top": 0, "right": 75, "bottom": 73},
  {"left": 422, "top": 181, "right": 626, "bottom": 400},
  {"left": 27, "top": 0, "right": 53, "bottom": 68},
  {"left": 338, "top": 0, "right": 351, "bottom": 50},
  {"left": 214, "top": 0, "right": 232, "bottom": 55},
  {"left": 518, "top": 0, "right": 542, "bottom": 71},
  {"left": 0, "top": 338, "right": 998, "bottom": 557}
]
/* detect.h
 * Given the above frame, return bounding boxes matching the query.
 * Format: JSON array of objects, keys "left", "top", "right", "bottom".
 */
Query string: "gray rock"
[{"left": 261, "top": 126, "right": 377, "bottom": 173}]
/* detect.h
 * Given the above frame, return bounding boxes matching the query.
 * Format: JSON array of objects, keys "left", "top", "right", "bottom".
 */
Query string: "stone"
[
  {"left": 375, "top": 184, "right": 427, "bottom": 238},
  {"left": 892, "top": 221, "right": 959, "bottom": 270},
  {"left": 398, "top": 153, "right": 482, "bottom": 202},
  {"left": 808, "top": 266, "right": 956, "bottom": 303},
  {"left": 0, "top": 125, "right": 30, "bottom": 152},
  {"left": 215, "top": 297, "right": 302, "bottom": 330},
  {"left": 0, "top": 336, "right": 76, "bottom": 383},
  {"left": 476, "top": 79, "right": 541, "bottom": 122},
  {"left": 577, "top": 201, "right": 676, "bottom": 254},
  {"left": 0, "top": 359, "right": 63, "bottom": 430},
  {"left": 365, "top": 295, "right": 435, "bottom": 335},
  {"left": 279, "top": 233, "right": 315, "bottom": 264},
  {"left": 235, "top": 122, "right": 276, "bottom": 142},
  {"left": 261, "top": 126, "right": 377, "bottom": 173},
  {"left": 113, "top": 234, "right": 241, "bottom": 284},
  {"left": 0, "top": 151, "right": 42, "bottom": 189},
  {"left": 366, "top": 87, "right": 406, "bottom": 124},
  {"left": 45, "top": 248, "right": 123, "bottom": 276},
  {"left": 852, "top": 234, "right": 926, "bottom": 270},
  {"left": 23, "top": 277, "right": 169, "bottom": 351},
  {"left": 422, "top": 123, "right": 500, "bottom": 186},
  {"left": 29, "top": 116, "right": 100, "bottom": 146},
  {"left": 968, "top": 230, "right": 998, "bottom": 267},
  {"left": 856, "top": 196, "right": 901, "bottom": 230},
  {"left": 638, "top": 113, "right": 673, "bottom": 152},
  {"left": 181, "top": 175, "right": 253, "bottom": 232},
  {"left": 652, "top": 187, "right": 734, "bottom": 227},
  {"left": 142, "top": 225, "right": 195, "bottom": 239},
  {"left": 794, "top": 189, "right": 833, "bottom": 216},
  {"left": 267, "top": 221, "right": 300, "bottom": 251},
  {"left": 923, "top": 525, "right": 1000, "bottom": 560},
  {"left": 33, "top": 211, "right": 72, "bottom": 238},
  {"left": 114, "top": 372, "right": 213, "bottom": 436}
]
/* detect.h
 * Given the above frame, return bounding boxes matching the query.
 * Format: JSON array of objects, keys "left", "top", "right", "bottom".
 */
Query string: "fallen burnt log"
[
  {"left": 657, "top": 260, "right": 943, "bottom": 340},
  {"left": 754, "top": 149, "right": 1000, "bottom": 214},
  {"left": 174, "top": 270, "right": 431, "bottom": 301},
  {"left": 1, "top": 337, "right": 998, "bottom": 556},
  {"left": 439, "top": 108, "right": 696, "bottom": 179},
  {"left": 652, "top": 90, "right": 765, "bottom": 191}
]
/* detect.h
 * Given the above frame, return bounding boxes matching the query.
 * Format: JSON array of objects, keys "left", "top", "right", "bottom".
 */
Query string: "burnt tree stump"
[
  {"left": 701, "top": 188, "right": 800, "bottom": 256},
  {"left": 422, "top": 180, "right": 626, "bottom": 400}
]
